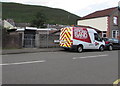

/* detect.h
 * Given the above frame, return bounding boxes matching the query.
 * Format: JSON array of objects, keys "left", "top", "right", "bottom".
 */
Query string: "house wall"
[
  {"left": 77, "top": 8, "right": 119, "bottom": 39},
  {"left": 118, "top": 8, "right": 120, "bottom": 39},
  {"left": 77, "top": 17, "right": 108, "bottom": 31},
  {"left": 109, "top": 9, "right": 119, "bottom": 38}
]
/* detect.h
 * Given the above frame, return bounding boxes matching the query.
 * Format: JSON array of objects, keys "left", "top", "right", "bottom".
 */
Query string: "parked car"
[{"left": 102, "top": 38, "right": 120, "bottom": 50}]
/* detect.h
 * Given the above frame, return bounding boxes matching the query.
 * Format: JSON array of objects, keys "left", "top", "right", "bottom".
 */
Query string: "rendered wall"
[{"left": 77, "top": 17, "right": 108, "bottom": 31}]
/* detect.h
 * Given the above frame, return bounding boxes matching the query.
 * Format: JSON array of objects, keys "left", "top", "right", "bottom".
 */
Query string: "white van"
[{"left": 59, "top": 26, "right": 105, "bottom": 52}]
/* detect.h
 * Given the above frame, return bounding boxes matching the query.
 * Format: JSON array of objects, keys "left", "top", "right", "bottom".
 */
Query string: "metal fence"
[{"left": 24, "top": 34, "right": 35, "bottom": 48}]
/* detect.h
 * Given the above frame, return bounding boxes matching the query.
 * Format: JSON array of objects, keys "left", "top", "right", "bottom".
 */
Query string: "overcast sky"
[{"left": 2, "top": 0, "right": 120, "bottom": 17}]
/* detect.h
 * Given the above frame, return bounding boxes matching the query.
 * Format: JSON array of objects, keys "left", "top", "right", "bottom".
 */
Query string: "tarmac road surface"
[{"left": 2, "top": 50, "right": 119, "bottom": 84}]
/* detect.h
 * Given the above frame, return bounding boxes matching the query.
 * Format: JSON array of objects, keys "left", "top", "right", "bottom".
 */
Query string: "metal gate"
[{"left": 24, "top": 34, "right": 35, "bottom": 48}]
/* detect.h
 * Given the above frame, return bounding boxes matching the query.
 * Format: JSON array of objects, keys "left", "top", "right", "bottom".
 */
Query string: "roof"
[
  {"left": 74, "top": 25, "right": 101, "bottom": 32},
  {"left": 6, "top": 19, "right": 16, "bottom": 26},
  {"left": 15, "top": 23, "right": 30, "bottom": 27},
  {"left": 4, "top": 20, "right": 16, "bottom": 29},
  {"left": 80, "top": 7, "right": 117, "bottom": 20}
]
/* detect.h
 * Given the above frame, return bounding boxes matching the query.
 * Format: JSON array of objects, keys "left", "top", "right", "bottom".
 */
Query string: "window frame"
[
  {"left": 113, "top": 16, "right": 118, "bottom": 25},
  {"left": 112, "top": 30, "right": 119, "bottom": 38}
]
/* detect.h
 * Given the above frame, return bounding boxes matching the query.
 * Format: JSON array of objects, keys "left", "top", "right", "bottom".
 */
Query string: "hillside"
[{"left": 2, "top": 2, "right": 80, "bottom": 25}]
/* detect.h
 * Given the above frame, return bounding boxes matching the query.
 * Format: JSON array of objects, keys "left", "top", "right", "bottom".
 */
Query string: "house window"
[
  {"left": 102, "top": 31, "right": 106, "bottom": 37},
  {"left": 117, "top": 30, "right": 119, "bottom": 37},
  {"left": 113, "top": 16, "right": 118, "bottom": 25},
  {"left": 112, "top": 30, "right": 119, "bottom": 38}
]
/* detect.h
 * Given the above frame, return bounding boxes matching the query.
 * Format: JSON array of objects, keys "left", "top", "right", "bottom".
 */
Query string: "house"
[
  {"left": 118, "top": 3, "right": 120, "bottom": 40},
  {"left": 77, "top": 7, "right": 120, "bottom": 39},
  {"left": 3, "top": 20, "right": 16, "bottom": 30},
  {"left": 46, "top": 24, "right": 69, "bottom": 30},
  {"left": 3, "top": 19, "right": 30, "bottom": 30},
  {"left": 3, "top": 18, "right": 60, "bottom": 48},
  {"left": 15, "top": 23, "right": 30, "bottom": 28}
]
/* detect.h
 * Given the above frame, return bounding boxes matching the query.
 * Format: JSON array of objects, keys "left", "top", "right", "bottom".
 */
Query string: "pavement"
[{"left": 2, "top": 48, "right": 63, "bottom": 55}]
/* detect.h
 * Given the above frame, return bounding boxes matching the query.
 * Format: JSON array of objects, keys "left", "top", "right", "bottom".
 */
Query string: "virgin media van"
[{"left": 59, "top": 26, "right": 105, "bottom": 53}]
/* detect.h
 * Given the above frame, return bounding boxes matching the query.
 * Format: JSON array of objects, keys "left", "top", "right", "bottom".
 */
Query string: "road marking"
[
  {"left": 0, "top": 60, "right": 46, "bottom": 66},
  {"left": 72, "top": 54, "right": 108, "bottom": 59},
  {"left": 113, "top": 79, "right": 120, "bottom": 85}
]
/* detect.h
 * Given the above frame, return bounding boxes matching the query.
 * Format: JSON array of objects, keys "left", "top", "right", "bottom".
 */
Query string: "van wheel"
[
  {"left": 77, "top": 46, "right": 83, "bottom": 53},
  {"left": 99, "top": 45, "right": 104, "bottom": 51},
  {"left": 108, "top": 45, "right": 113, "bottom": 51}
]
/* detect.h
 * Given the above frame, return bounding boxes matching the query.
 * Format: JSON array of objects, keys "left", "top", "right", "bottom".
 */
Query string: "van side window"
[{"left": 94, "top": 33, "right": 102, "bottom": 41}]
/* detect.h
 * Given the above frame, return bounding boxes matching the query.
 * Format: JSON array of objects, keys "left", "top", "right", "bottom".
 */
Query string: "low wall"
[{"left": 2, "top": 32, "right": 22, "bottom": 49}]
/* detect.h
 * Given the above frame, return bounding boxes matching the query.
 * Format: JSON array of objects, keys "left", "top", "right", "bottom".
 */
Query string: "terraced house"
[{"left": 77, "top": 7, "right": 120, "bottom": 39}]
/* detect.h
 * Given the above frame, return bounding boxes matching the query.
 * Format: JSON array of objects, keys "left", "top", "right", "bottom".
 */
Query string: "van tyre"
[
  {"left": 77, "top": 46, "right": 83, "bottom": 53},
  {"left": 108, "top": 45, "right": 113, "bottom": 51},
  {"left": 99, "top": 45, "right": 104, "bottom": 51}
]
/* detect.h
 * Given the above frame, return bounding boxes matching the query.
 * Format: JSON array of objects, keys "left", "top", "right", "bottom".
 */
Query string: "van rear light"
[{"left": 105, "top": 41, "right": 110, "bottom": 44}]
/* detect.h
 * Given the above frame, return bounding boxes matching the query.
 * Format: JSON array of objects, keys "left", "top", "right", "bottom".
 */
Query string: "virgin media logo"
[{"left": 74, "top": 28, "right": 88, "bottom": 39}]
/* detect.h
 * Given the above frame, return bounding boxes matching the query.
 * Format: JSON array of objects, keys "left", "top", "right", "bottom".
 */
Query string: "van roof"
[
  {"left": 87, "top": 28, "right": 97, "bottom": 33},
  {"left": 72, "top": 25, "right": 101, "bottom": 32}
]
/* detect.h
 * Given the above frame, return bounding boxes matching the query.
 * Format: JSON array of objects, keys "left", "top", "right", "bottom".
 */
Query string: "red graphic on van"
[{"left": 73, "top": 27, "right": 91, "bottom": 43}]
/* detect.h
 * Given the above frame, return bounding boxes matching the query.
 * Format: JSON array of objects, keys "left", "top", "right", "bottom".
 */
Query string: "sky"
[{"left": 2, "top": 0, "right": 120, "bottom": 17}]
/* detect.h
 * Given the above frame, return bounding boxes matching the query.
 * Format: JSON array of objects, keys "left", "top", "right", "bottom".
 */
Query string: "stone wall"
[{"left": 2, "top": 30, "right": 22, "bottom": 49}]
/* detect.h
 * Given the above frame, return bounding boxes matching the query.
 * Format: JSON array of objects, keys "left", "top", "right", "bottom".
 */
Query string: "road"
[{"left": 2, "top": 50, "right": 118, "bottom": 84}]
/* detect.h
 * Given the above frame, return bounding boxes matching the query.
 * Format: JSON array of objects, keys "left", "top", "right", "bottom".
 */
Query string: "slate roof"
[{"left": 80, "top": 7, "right": 117, "bottom": 20}]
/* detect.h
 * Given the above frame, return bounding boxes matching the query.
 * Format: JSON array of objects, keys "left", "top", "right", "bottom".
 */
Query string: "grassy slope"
[{"left": 2, "top": 2, "right": 80, "bottom": 25}]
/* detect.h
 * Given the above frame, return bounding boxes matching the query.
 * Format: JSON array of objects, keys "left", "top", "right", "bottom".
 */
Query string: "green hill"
[{"left": 2, "top": 2, "right": 80, "bottom": 25}]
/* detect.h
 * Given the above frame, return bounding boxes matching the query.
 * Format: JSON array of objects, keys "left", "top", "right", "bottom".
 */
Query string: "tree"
[{"left": 31, "top": 12, "right": 46, "bottom": 28}]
